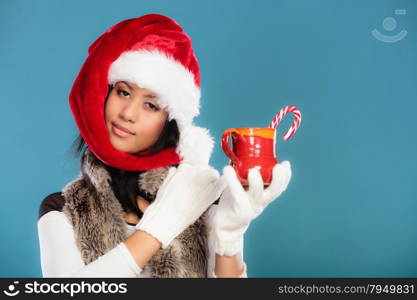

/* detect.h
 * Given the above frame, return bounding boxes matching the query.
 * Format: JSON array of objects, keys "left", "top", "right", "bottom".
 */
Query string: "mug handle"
[{"left": 221, "top": 129, "right": 239, "bottom": 163}]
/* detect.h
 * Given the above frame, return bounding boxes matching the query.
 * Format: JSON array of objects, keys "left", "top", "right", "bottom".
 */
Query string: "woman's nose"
[{"left": 119, "top": 100, "right": 140, "bottom": 122}]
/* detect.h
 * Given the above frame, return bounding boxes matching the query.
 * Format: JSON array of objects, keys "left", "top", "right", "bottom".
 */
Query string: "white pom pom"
[{"left": 176, "top": 125, "right": 215, "bottom": 165}]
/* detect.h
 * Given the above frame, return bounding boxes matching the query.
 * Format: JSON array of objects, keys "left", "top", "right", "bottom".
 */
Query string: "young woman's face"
[{"left": 104, "top": 81, "right": 168, "bottom": 154}]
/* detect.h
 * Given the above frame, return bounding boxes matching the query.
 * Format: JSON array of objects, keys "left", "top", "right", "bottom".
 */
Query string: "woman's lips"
[{"left": 111, "top": 123, "right": 134, "bottom": 138}]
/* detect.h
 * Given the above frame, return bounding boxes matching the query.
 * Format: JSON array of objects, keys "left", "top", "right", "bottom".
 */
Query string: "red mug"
[{"left": 221, "top": 127, "right": 278, "bottom": 188}]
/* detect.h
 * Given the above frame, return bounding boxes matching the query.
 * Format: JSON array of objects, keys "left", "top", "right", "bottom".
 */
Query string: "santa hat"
[{"left": 69, "top": 14, "right": 214, "bottom": 171}]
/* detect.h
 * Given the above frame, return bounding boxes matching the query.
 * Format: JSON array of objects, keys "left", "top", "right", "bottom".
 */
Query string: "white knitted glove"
[
  {"left": 209, "top": 161, "right": 292, "bottom": 256},
  {"left": 136, "top": 162, "right": 226, "bottom": 249}
]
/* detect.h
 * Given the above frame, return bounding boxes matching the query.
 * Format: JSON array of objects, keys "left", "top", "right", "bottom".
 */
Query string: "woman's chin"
[
  {"left": 109, "top": 139, "right": 132, "bottom": 153},
  {"left": 109, "top": 139, "right": 147, "bottom": 154}
]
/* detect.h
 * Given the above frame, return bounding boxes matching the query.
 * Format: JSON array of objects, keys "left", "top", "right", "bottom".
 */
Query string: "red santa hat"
[{"left": 69, "top": 14, "right": 214, "bottom": 171}]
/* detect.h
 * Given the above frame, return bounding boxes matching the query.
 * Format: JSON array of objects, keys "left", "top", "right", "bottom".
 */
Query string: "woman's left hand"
[{"left": 208, "top": 161, "right": 292, "bottom": 256}]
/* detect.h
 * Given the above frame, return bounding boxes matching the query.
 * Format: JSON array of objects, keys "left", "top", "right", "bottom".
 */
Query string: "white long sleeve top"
[{"left": 37, "top": 196, "right": 247, "bottom": 278}]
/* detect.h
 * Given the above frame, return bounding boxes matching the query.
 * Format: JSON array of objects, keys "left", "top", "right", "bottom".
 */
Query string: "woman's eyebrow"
[
  {"left": 119, "top": 81, "right": 156, "bottom": 98},
  {"left": 119, "top": 81, "right": 133, "bottom": 91}
]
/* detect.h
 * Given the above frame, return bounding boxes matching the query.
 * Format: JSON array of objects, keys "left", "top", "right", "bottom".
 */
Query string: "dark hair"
[{"left": 70, "top": 86, "right": 180, "bottom": 220}]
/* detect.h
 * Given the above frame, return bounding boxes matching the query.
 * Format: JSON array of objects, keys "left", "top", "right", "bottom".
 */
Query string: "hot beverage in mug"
[
  {"left": 221, "top": 105, "right": 302, "bottom": 188},
  {"left": 221, "top": 127, "right": 277, "bottom": 187}
]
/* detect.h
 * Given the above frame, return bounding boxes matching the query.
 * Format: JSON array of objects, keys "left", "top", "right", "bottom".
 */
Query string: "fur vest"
[{"left": 61, "top": 148, "right": 209, "bottom": 278}]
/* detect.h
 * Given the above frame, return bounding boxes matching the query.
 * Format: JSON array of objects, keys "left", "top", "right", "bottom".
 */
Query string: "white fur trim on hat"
[{"left": 108, "top": 49, "right": 201, "bottom": 132}]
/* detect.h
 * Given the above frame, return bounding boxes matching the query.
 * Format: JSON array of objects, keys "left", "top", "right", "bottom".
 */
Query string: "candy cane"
[{"left": 268, "top": 105, "right": 302, "bottom": 141}]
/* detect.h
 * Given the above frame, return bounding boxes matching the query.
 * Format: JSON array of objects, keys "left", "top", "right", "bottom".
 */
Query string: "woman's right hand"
[
  {"left": 208, "top": 161, "right": 292, "bottom": 257},
  {"left": 135, "top": 161, "right": 226, "bottom": 249}
]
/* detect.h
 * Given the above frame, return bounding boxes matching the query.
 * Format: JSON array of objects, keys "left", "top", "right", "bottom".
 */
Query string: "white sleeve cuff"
[{"left": 211, "top": 261, "right": 248, "bottom": 278}]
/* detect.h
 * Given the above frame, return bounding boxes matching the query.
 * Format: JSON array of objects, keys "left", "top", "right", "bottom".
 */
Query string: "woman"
[{"left": 37, "top": 14, "right": 292, "bottom": 278}]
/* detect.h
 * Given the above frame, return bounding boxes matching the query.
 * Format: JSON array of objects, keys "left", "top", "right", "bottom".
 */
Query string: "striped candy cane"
[{"left": 268, "top": 106, "right": 302, "bottom": 141}]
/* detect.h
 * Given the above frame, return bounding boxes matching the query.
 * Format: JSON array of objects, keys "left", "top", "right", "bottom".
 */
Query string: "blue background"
[{"left": 1, "top": 0, "right": 416, "bottom": 277}]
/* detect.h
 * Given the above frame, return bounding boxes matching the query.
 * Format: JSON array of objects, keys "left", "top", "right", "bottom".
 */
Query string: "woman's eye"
[
  {"left": 117, "top": 89, "right": 130, "bottom": 97},
  {"left": 146, "top": 102, "right": 159, "bottom": 111}
]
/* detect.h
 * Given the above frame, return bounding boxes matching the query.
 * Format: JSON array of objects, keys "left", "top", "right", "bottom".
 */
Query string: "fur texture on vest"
[{"left": 61, "top": 148, "right": 209, "bottom": 277}]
